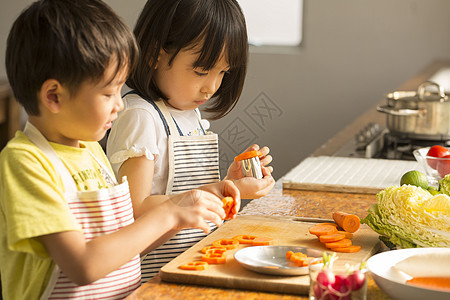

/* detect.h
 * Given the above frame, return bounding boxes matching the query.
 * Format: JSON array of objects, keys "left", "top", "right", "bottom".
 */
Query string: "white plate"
[
  {"left": 234, "top": 246, "right": 323, "bottom": 276},
  {"left": 367, "top": 248, "right": 450, "bottom": 300}
]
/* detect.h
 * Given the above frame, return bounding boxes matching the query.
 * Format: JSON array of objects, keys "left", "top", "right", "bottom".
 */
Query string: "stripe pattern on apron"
[
  {"left": 23, "top": 122, "right": 141, "bottom": 300},
  {"left": 139, "top": 98, "right": 220, "bottom": 282}
]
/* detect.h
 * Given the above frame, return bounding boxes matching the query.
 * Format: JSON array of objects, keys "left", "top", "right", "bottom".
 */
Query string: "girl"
[{"left": 107, "top": 0, "right": 275, "bottom": 282}]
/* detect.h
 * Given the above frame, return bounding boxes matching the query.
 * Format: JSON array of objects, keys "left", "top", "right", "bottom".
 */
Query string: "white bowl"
[{"left": 367, "top": 248, "right": 450, "bottom": 300}]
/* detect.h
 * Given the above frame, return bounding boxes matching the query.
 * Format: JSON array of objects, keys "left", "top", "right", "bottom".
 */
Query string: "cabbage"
[{"left": 361, "top": 185, "right": 450, "bottom": 248}]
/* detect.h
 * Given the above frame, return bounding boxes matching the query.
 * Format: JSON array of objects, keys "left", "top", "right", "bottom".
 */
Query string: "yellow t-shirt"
[{"left": 0, "top": 131, "right": 115, "bottom": 300}]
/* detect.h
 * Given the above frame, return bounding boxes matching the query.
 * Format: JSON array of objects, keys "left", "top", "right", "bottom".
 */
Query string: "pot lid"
[{"left": 387, "top": 81, "right": 448, "bottom": 102}]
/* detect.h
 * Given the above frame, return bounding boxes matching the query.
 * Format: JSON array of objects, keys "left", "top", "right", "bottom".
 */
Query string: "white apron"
[
  {"left": 139, "top": 97, "right": 220, "bottom": 282},
  {"left": 23, "top": 122, "right": 141, "bottom": 300}
]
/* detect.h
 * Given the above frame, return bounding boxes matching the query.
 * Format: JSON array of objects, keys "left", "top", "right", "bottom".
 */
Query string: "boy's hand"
[
  {"left": 199, "top": 180, "right": 241, "bottom": 220},
  {"left": 170, "top": 180, "right": 240, "bottom": 232},
  {"left": 225, "top": 144, "right": 275, "bottom": 199}
]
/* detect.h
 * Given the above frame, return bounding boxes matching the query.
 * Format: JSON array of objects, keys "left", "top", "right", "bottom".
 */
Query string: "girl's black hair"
[
  {"left": 6, "top": 0, "right": 138, "bottom": 116},
  {"left": 127, "top": 0, "right": 248, "bottom": 120}
]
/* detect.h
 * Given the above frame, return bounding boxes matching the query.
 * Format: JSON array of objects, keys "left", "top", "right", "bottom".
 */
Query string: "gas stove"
[{"left": 332, "top": 123, "right": 450, "bottom": 160}]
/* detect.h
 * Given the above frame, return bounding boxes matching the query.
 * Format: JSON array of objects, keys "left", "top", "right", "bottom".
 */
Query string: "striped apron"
[
  {"left": 138, "top": 97, "right": 220, "bottom": 282},
  {"left": 23, "top": 122, "right": 141, "bottom": 300}
]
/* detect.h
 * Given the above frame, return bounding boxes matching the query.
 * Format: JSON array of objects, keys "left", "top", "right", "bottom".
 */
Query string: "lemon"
[{"left": 400, "top": 170, "right": 428, "bottom": 190}]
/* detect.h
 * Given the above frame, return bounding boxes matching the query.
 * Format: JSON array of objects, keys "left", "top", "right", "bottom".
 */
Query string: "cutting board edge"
[
  {"left": 159, "top": 270, "right": 310, "bottom": 296},
  {"left": 282, "top": 181, "right": 383, "bottom": 194}
]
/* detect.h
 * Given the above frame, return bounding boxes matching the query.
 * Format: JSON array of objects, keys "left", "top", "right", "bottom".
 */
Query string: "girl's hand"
[
  {"left": 226, "top": 144, "right": 273, "bottom": 180},
  {"left": 225, "top": 144, "right": 275, "bottom": 199},
  {"left": 231, "top": 166, "right": 275, "bottom": 199}
]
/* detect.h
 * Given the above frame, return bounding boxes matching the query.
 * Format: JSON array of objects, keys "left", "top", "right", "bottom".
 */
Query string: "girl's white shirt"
[{"left": 106, "top": 93, "right": 210, "bottom": 195}]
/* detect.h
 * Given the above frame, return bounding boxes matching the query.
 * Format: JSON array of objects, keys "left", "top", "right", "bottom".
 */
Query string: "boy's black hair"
[
  {"left": 127, "top": 0, "right": 248, "bottom": 120},
  {"left": 5, "top": 0, "right": 139, "bottom": 116}
]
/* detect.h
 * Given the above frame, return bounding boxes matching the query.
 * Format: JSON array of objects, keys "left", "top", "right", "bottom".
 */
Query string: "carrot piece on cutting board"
[
  {"left": 319, "top": 232, "right": 346, "bottom": 243},
  {"left": 252, "top": 237, "right": 274, "bottom": 246},
  {"left": 309, "top": 224, "right": 337, "bottom": 236},
  {"left": 330, "top": 245, "right": 361, "bottom": 253},
  {"left": 212, "top": 238, "right": 239, "bottom": 250},
  {"left": 201, "top": 245, "right": 228, "bottom": 254},
  {"left": 179, "top": 261, "right": 208, "bottom": 270},
  {"left": 222, "top": 197, "right": 234, "bottom": 220},
  {"left": 332, "top": 211, "right": 361, "bottom": 233},
  {"left": 233, "top": 235, "right": 258, "bottom": 244},
  {"left": 325, "top": 238, "right": 352, "bottom": 249},
  {"left": 202, "top": 252, "right": 227, "bottom": 264},
  {"left": 337, "top": 230, "right": 354, "bottom": 239}
]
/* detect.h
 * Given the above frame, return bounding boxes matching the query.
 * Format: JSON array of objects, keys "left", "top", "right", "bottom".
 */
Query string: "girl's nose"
[{"left": 201, "top": 77, "right": 220, "bottom": 97}]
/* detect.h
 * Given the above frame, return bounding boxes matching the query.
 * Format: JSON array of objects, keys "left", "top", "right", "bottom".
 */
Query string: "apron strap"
[{"left": 23, "top": 122, "right": 78, "bottom": 194}]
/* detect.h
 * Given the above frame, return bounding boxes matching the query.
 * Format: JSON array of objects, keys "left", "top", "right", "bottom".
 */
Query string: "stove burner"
[{"left": 384, "top": 133, "right": 450, "bottom": 160}]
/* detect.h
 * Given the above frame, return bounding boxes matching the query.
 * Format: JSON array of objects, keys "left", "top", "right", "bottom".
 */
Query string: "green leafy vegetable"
[{"left": 361, "top": 185, "right": 450, "bottom": 248}]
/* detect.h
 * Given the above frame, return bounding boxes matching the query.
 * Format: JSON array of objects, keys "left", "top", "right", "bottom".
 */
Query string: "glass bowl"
[{"left": 413, "top": 147, "right": 450, "bottom": 186}]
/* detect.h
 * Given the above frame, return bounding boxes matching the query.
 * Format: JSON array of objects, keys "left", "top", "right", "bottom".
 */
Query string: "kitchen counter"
[{"left": 126, "top": 60, "right": 450, "bottom": 299}]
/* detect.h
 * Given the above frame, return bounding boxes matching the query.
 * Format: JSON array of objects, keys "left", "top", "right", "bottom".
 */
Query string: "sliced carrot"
[
  {"left": 205, "top": 248, "right": 227, "bottom": 255},
  {"left": 319, "top": 222, "right": 338, "bottom": 228},
  {"left": 319, "top": 232, "right": 345, "bottom": 243},
  {"left": 234, "top": 150, "right": 263, "bottom": 161},
  {"left": 406, "top": 277, "right": 450, "bottom": 292},
  {"left": 330, "top": 245, "right": 361, "bottom": 253},
  {"left": 222, "top": 197, "right": 234, "bottom": 220},
  {"left": 337, "top": 230, "right": 354, "bottom": 239},
  {"left": 309, "top": 224, "right": 337, "bottom": 236},
  {"left": 233, "top": 235, "right": 258, "bottom": 244},
  {"left": 212, "top": 238, "right": 239, "bottom": 250},
  {"left": 325, "top": 238, "right": 352, "bottom": 249},
  {"left": 179, "top": 261, "right": 208, "bottom": 270},
  {"left": 286, "top": 250, "right": 294, "bottom": 259},
  {"left": 289, "top": 252, "right": 307, "bottom": 266},
  {"left": 201, "top": 245, "right": 228, "bottom": 254},
  {"left": 252, "top": 237, "right": 274, "bottom": 246},
  {"left": 332, "top": 211, "right": 361, "bottom": 233},
  {"left": 202, "top": 252, "right": 227, "bottom": 264}
]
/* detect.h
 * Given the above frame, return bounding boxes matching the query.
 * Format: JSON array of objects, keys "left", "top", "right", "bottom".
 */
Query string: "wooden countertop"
[{"left": 126, "top": 60, "right": 450, "bottom": 299}]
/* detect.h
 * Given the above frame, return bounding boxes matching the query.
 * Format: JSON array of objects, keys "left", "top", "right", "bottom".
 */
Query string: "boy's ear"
[{"left": 39, "top": 79, "right": 64, "bottom": 113}]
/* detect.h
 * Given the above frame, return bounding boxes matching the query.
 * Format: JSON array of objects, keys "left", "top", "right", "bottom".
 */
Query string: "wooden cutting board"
[
  {"left": 159, "top": 215, "right": 381, "bottom": 295},
  {"left": 283, "top": 156, "right": 420, "bottom": 194}
]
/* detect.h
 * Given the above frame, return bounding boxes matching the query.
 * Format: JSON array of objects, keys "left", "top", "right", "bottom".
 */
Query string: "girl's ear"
[{"left": 39, "top": 79, "right": 64, "bottom": 113}]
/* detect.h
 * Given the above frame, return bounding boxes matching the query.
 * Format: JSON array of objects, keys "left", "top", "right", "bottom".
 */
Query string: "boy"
[{"left": 0, "top": 0, "right": 239, "bottom": 299}]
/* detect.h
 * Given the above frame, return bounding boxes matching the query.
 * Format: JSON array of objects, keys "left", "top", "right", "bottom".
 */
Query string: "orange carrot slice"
[
  {"left": 179, "top": 261, "right": 208, "bottom": 270},
  {"left": 201, "top": 246, "right": 228, "bottom": 254},
  {"left": 222, "top": 197, "right": 234, "bottom": 220},
  {"left": 337, "top": 230, "right": 354, "bottom": 239},
  {"left": 212, "top": 238, "right": 239, "bottom": 250},
  {"left": 286, "top": 250, "right": 294, "bottom": 259},
  {"left": 330, "top": 245, "right": 361, "bottom": 253},
  {"left": 319, "top": 222, "right": 338, "bottom": 228},
  {"left": 319, "top": 232, "right": 345, "bottom": 243},
  {"left": 252, "top": 237, "right": 274, "bottom": 246},
  {"left": 202, "top": 252, "right": 227, "bottom": 264},
  {"left": 234, "top": 150, "right": 263, "bottom": 161},
  {"left": 406, "top": 277, "right": 450, "bottom": 292},
  {"left": 309, "top": 224, "right": 337, "bottom": 236},
  {"left": 332, "top": 212, "right": 361, "bottom": 233},
  {"left": 325, "top": 238, "right": 352, "bottom": 249},
  {"left": 233, "top": 235, "right": 258, "bottom": 244}
]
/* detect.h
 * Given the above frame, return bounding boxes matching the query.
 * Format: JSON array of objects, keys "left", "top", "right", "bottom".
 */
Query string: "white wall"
[{"left": 2, "top": 0, "right": 450, "bottom": 180}]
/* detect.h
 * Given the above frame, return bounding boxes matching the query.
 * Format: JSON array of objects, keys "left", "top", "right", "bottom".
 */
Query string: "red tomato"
[
  {"left": 437, "top": 154, "right": 450, "bottom": 178},
  {"left": 426, "top": 145, "right": 450, "bottom": 169}
]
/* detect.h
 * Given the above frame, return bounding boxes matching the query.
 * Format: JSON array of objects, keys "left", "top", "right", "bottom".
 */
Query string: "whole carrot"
[{"left": 332, "top": 211, "right": 361, "bottom": 233}]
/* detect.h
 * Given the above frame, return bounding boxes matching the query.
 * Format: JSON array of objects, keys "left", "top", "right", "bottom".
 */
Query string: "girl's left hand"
[
  {"left": 225, "top": 144, "right": 275, "bottom": 199},
  {"left": 226, "top": 144, "right": 273, "bottom": 180}
]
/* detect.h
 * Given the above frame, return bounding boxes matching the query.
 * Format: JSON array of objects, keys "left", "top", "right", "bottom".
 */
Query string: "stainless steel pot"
[{"left": 377, "top": 81, "right": 450, "bottom": 140}]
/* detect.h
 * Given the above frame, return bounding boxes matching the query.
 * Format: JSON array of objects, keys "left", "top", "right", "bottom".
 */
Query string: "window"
[{"left": 237, "top": 0, "right": 303, "bottom": 46}]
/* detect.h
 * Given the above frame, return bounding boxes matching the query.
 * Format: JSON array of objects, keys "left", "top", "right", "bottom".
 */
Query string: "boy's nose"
[{"left": 114, "top": 94, "right": 124, "bottom": 112}]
